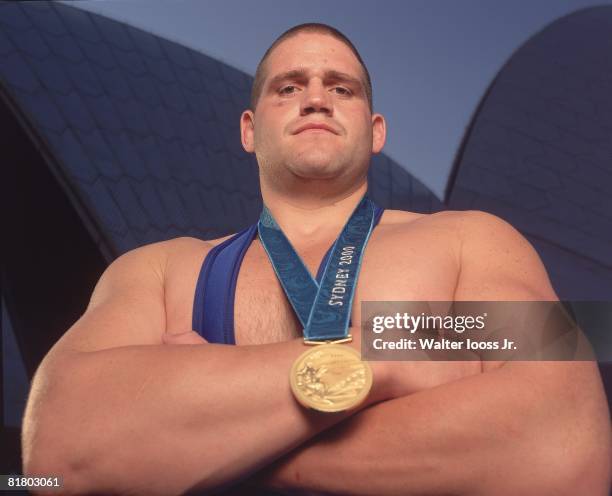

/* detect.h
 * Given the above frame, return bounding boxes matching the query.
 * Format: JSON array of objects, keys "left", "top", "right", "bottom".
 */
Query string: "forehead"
[{"left": 264, "top": 32, "right": 363, "bottom": 79}]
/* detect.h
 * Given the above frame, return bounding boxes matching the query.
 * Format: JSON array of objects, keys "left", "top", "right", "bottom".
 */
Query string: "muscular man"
[{"left": 23, "top": 23, "right": 610, "bottom": 495}]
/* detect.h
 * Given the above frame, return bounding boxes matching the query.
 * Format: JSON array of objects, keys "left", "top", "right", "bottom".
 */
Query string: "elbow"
[
  {"left": 562, "top": 443, "right": 611, "bottom": 496},
  {"left": 21, "top": 358, "right": 101, "bottom": 495},
  {"left": 22, "top": 410, "right": 92, "bottom": 495},
  {"left": 561, "top": 391, "right": 612, "bottom": 494},
  {"left": 502, "top": 447, "right": 611, "bottom": 496},
  {"left": 22, "top": 416, "right": 125, "bottom": 495},
  {"left": 23, "top": 449, "right": 86, "bottom": 496},
  {"left": 536, "top": 429, "right": 611, "bottom": 496},
  {"left": 537, "top": 364, "right": 611, "bottom": 495}
]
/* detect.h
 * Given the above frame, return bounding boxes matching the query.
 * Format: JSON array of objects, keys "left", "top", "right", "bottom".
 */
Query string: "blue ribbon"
[{"left": 258, "top": 197, "right": 375, "bottom": 342}]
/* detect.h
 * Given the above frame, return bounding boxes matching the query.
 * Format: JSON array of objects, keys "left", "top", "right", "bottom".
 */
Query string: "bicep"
[
  {"left": 49, "top": 243, "right": 168, "bottom": 357},
  {"left": 453, "top": 210, "right": 557, "bottom": 301},
  {"left": 453, "top": 211, "right": 560, "bottom": 372}
]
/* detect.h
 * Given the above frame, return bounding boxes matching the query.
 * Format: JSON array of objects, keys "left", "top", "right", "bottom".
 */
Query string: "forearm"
[
  {"left": 24, "top": 342, "right": 383, "bottom": 495},
  {"left": 259, "top": 362, "right": 610, "bottom": 495}
]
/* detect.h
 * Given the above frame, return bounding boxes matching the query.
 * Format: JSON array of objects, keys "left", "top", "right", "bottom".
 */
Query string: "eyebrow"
[{"left": 267, "top": 69, "right": 364, "bottom": 91}]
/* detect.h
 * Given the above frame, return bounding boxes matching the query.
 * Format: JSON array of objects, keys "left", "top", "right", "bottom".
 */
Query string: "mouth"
[{"left": 293, "top": 123, "right": 338, "bottom": 135}]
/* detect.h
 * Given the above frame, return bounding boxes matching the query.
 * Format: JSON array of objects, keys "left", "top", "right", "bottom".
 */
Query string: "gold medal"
[{"left": 290, "top": 344, "right": 372, "bottom": 413}]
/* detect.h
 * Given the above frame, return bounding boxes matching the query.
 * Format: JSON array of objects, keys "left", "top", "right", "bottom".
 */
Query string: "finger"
[{"left": 162, "top": 331, "right": 208, "bottom": 345}]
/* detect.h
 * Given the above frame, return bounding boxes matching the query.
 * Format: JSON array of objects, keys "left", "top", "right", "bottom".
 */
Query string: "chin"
[
  {"left": 288, "top": 149, "right": 344, "bottom": 175},
  {"left": 289, "top": 161, "right": 344, "bottom": 180}
]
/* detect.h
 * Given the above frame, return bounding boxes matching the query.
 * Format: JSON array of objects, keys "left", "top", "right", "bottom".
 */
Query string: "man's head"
[
  {"left": 240, "top": 24, "right": 386, "bottom": 198},
  {"left": 250, "top": 24, "right": 373, "bottom": 112}
]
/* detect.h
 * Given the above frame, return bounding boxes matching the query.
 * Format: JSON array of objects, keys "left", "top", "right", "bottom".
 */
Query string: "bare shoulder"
[
  {"left": 160, "top": 233, "right": 238, "bottom": 259},
  {"left": 161, "top": 234, "right": 237, "bottom": 271},
  {"left": 375, "top": 208, "right": 552, "bottom": 294},
  {"left": 160, "top": 235, "right": 220, "bottom": 281},
  {"left": 97, "top": 236, "right": 220, "bottom": 299},
  {"left": 447, "top": 210, "right": 558, "bottom": 300},
  {"left": 377, "top": 208, "right": 471, "bottom": 243},
  {"left": 379, "top": 208, "right": 472, "bottom": 227},
  {"left": 115, "top": 236, "right": 214, "bottom": 272},
  {"left": 380, "top": 208, "right": 522, "bottom": 240},
  {"left": 87, "top": 237, "right": 205, "bottom": 308},
  {"left": 381, "top": 207, "right": 500, "bottom": 224},
  {"left": 395, "top": 208, "right": 543, "bottom": 269},
  {"left": 447, "top": 208, "right": 524, "bottom": 236},
  {"left": 447, "top": 209, "right": 540, "bottom": 262}
]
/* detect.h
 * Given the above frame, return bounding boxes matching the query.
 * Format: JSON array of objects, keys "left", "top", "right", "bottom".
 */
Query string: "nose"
[{"left": 300, "top": 79, "right": 333, "bottom": 116}]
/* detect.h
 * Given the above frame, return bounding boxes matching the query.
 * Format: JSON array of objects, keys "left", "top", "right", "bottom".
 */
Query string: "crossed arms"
[{"left": 22, "top": 211, "right": 611, "bottom": 495}]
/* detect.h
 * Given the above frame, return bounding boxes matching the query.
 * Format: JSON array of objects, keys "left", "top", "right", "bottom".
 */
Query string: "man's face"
[{"left": 241, "top": 32, "right": 385, "bottom": 186}]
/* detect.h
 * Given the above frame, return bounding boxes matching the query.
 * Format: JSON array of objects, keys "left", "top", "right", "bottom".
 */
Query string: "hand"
[{"left": 349, "top": 326, "right": 482, "bottom": 401}]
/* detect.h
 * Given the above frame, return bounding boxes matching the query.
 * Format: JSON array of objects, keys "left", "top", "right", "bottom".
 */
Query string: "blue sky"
[{"left": 69, "top": 0, "right": 609, "bottom": 198}]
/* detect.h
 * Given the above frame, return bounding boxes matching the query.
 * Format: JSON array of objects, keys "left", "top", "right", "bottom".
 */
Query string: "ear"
[
  {"left": 240, "top": 109, "right": 255, "bottom": 153},
  {"left": 371, "top": 113, "right": 386, "bottom": 154}
]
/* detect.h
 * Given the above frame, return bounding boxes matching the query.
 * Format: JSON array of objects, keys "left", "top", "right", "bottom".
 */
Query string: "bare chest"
[
  {"left": 164, "top": 221, "right": 460, "bottom": 345},
  {"left": 232, "top": 229, "right": 458, "bottom": 345}
]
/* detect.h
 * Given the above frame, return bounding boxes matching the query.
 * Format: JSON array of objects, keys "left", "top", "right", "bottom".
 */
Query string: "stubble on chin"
[{"left": 286, "top": 143, "right": 347, "bottom": 177}]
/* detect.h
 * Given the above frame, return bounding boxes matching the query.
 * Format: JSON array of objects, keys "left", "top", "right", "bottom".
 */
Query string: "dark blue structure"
[{"left": 448, "top": 6, "right": 612, "bottom": 302}]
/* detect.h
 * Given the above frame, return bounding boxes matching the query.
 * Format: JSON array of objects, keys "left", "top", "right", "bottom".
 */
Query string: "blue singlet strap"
[{"left": 193, "top": 225, "right": 257, "bottom": 344}]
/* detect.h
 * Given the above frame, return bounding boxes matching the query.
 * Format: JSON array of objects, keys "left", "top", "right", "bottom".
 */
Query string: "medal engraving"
[{"left": 290, "top": 344, "right": 372, "bottom": 412}]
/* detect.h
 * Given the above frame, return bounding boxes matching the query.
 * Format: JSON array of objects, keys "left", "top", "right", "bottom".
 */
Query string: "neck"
[{"left": 260, "top": 181, "right": 368, "bottom": 243}]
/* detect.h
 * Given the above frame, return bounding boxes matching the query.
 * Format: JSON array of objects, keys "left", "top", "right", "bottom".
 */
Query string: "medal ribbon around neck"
[{"left": 257, "top": 196, "right": 375, "bottom": 342}]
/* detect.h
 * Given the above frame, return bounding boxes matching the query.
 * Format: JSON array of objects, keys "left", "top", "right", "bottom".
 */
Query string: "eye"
[
  {"left": 279, "top": 85, "right": 298, "bottom": 95},
  {"left": 332, "top": 86, "right": 351, "bottom": 96}
]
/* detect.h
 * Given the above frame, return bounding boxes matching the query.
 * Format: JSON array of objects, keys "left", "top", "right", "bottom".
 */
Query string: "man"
[{"left": 22, "top": 23, "right": 610, "bottom": 495}]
